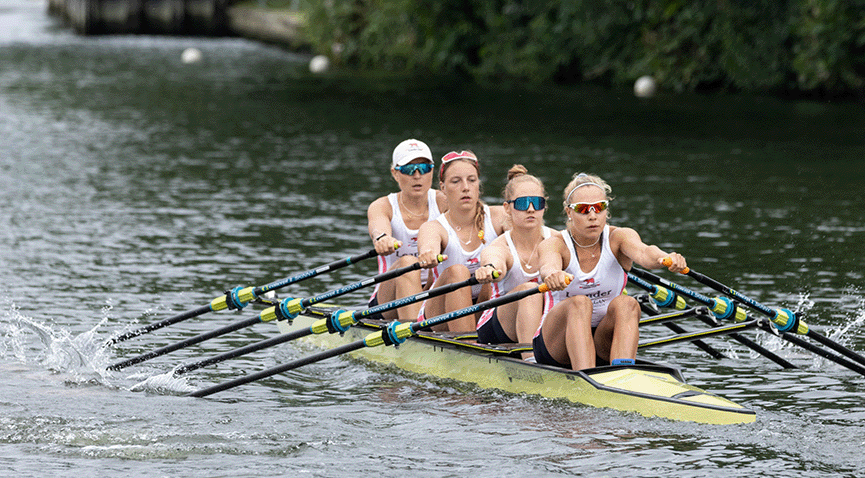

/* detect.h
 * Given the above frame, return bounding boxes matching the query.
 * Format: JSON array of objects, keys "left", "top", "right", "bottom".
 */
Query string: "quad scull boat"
[{"left": 277, "top": 305, "right": 756, "bottom": 425}]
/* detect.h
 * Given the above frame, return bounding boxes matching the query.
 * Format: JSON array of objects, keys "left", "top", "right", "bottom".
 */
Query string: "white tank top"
[
  {"left": 477, "top": 227, "right": 552, "bottom": 329},
  {"left": 538, "top": 224, "right": 627, "bottom": 331},
  {"left": 375, "top": 189, "right": 442, "bottom": 283},
  {"left": 431, "top": 204, "right": 499, "bottom": 298}
]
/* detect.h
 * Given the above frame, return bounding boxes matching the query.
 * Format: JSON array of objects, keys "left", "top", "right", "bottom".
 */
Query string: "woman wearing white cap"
[
  {"left": 533, "top": 172, "right": 688, "bottom": 370},
  {"left": 367, "top": 139, "right": 448, "bottom": 323},
  {"left": 415, "top": 150, "right": 507, "bottom": 332}
]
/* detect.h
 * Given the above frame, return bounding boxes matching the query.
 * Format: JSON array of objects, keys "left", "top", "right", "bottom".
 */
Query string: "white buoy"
[
  {"left": 309, "top": 55, "right": 330, "bottom": 74},
  {"left": 634, "top": 75, "right": 657, "bottom": 98},
  {"left": 181, "top": 47, "right": 203, "bottom": 64}
]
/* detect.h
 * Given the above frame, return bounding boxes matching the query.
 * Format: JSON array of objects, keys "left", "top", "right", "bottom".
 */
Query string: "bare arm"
[
  {"left": 434, "top": 190, "right": 449, "bottom": 215},
  {"left": 367, "top": 196, "right": 399, "bottom": 255},
  {"left": 476, "top": 235, "right": 512, "bottom": 283},
  {"left": 417, "top": 220, "right": 448, "bottom": 268},
  {"left": 538, "top": 233, "right": 572, "bottom": 290},
  {"left": 487, "top": 204, "right": 508, "bottom": 235},
  {"left": 612, "top": 226, "right": 688, "bottom": 273}
]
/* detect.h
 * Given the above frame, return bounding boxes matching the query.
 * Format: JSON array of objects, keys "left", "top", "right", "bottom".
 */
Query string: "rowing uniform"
[
  {"left": 532, "top": 225, "right": 627, "bottom": 367},
  {"left": 537, "top": 224, "right": 627, "bottom": 330},
  {"left": 369, "top": 190, "right": 442, "bottom": 304},
  {"left": 429, "top": 205, "right": 499, "bottom": 299},
  {"left": 476, "top": 227, "right": 553, "bottom": 343},
  {"left": 416, "top": 205, "right": 499, "bottom": 320}
]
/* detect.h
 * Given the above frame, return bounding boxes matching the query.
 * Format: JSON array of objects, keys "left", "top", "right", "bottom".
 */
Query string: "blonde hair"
[
  {"left": 502, "top": 164, "right": 546, "bottom": 201},
  {"left": 502, "top": 164, "right": 546, "bottom": 230},
  {"left": 562, "top": 172, "right": 613, "bottom": 214}
]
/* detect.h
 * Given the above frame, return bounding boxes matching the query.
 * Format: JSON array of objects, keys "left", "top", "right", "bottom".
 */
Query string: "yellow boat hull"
[{"left": 277, "top": 307, "right": 755, "bottom": 425}]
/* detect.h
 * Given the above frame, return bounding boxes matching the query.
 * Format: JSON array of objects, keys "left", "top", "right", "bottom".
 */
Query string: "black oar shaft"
[
  {"left": 632, "top": 269, "right": 798, "bottom": 369},
  {"left": 805, "top": 330, "right": 865, "bottom": 368},
  {"left": 298, "top": 259, "right": 426, "bottom": 310},
  {"left": 690, "top": 312, "right": 798, "bottom": 370},
  {"left": 108, "top": 249, "right": 378, "bottom": 346},
  {"left": 637, "top": 301, "right": 726, "bottom": 359},
  {"left": 780, "top": 333, "right": 865, "bottom": 376},
  {"left": 188, "top": 284, "right": 548, "bottom": 398},
  {"left": 254, "top": 249, "right": 378, "bottom": 296},
  {"left": 107, "top": 305, "right": 212, "bottom": 346},
  {"left": 175, "top": 277, "right": 478, "bottom": 376},
  {"left": 174, "top": 328, "right": 312, "bottom": 376},
  {"left": 188, "top": 341, "right": 366, "bottom": 398},
  {"left": 678, "top": 266, "right": 865, "bottom": 368},
  {"left": 107, "top": 316, "right": 261, "bottom": 371}
]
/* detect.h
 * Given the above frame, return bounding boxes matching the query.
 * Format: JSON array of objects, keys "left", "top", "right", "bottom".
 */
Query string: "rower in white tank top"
[
  {"left": 429, "top": 204, "right": 499, "bottom": 299},
  {"left": 375, "top": 189, "right": 442, "bottom": 283},
  {"left": 477, "top": 227, "right": 552, "bottom": 329},
  {"left": 537, "top": 224, "right": 627, "bottom": 333}
]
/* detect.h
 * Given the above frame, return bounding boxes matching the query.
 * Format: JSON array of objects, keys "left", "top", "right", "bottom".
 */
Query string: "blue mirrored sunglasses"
[
  {"left": 508, "top": 196, "right": 546, "bottom": 211},
  {"left": 395, "top": 163, "right": 433, "bottom": 176}
]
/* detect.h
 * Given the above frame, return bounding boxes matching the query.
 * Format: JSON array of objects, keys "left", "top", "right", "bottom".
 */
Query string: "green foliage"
[
  {"left": 791, "top": 0, "right": 865, "bottom": 93},
  {"left": 299, "top": 0, "right": 864, "bottom": 96}
]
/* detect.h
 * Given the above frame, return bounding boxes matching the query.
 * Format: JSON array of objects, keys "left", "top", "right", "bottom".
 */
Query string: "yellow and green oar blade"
[
  {"left": 187, "top": 282, "right": 549, "bottom": 398},
  {"left": 106, "top": 248, "right": 379, "bottom": 346},
  {"left": 173, "top": 276, "right": 479, "bottom": 376}
]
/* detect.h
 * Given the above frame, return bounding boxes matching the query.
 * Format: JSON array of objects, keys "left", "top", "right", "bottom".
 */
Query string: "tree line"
[{"left": 299, "top": 0, "right": 865, "bottom": 97}]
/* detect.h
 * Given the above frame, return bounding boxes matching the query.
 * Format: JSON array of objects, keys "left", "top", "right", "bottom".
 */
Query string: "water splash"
[
  {"left": 128, "top": 368, "right": 197, "bottom": 394},
  {"left": 0, "top": 296, "right": 114, "bottom": 384}
]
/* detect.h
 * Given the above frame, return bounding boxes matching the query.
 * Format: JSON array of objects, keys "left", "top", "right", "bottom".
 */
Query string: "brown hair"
[{"left": 440, "top": 152, "right": 488, "bottom": 243}]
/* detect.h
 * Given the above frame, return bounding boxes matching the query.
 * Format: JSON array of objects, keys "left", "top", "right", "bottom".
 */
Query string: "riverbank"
[
  {"left": 46, "top": 0, "right": 307, "bottom": 49},
  {"left": 225, "top": 2, "right": 305, "bottom": 49}
]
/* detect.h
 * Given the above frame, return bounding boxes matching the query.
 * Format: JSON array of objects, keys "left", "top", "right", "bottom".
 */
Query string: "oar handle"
[{"left": 661, "top": 257, "right": 689, "bottom": 274}]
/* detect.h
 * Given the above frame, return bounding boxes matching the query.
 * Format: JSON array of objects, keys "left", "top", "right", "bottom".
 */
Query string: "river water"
[{"left": 2, "top": 0, "right": 864, "bottom": 476}]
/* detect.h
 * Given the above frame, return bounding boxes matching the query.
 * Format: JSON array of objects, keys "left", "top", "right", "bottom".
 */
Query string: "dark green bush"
[{"left": 299, "top": 0, "right": 864, "bottom": 96}]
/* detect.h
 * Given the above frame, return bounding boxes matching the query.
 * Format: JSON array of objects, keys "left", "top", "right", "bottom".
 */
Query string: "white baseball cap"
[{"left": 392, "top": 139, "right": 433, "bottom": 168}]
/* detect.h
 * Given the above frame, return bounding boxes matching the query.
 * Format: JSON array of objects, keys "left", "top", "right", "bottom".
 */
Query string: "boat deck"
[{"left": 275, "top": 305, "right": 756, "bottom": 425}]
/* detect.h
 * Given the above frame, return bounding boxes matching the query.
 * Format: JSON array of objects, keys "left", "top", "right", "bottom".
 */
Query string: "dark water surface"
[{"left": 2, "top": 0, "right": 864, "bottom": 476}]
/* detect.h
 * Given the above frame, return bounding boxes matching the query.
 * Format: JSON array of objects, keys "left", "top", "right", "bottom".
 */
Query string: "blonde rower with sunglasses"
[
  {"left": 474, "top": 165, "right": 558, "bottom": 360},
  {"left": 367, "top": 139, "right": 449, "bottom": 323},
  {"left": 415, "top": 150, "right": 507, "bottom": 332},
  {"left": 534, "top": 172, "right": 688, "bottom": 370}
]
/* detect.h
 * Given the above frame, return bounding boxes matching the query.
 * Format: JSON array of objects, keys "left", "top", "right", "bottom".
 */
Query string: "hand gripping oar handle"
[
  {"left": 107, "top": 254, "right": 434, "bottom": 372},
  {"left": 662, "top": 259, "right": 865, "bottom": 369},
  {"left": 106, "top": 249, "right": 380, "bottom": 346},
  {"left": 173, "top": 275, "right": 483, "bottom": 376},
  {"left": 187, "top": 280, "right": 553, "bottom": 398}
]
